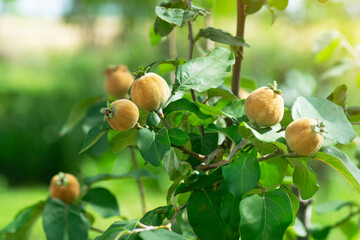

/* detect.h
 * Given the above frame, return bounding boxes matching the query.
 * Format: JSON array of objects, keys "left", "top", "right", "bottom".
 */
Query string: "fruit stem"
[
  {"left": 231, "top": 0, "right": 246, "bottom": 97},
  {"left": 268, "top": 81, "right": 282, "bottom": 95},
  {"left": 133, "top": 66, "right": 150, "bottom": 79},
  {"left": 155, "top": 110, "right": 172, "bottom": 129}
]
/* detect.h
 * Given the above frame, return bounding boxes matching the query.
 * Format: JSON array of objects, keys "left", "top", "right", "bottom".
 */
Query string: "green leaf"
[
  {"left": 155, "top": 6, "right": 206, "bottom": 27},
  {"left": 84, "top": 169, "right": 157, "bottom": 186},
  {"left": 339, "top": 220, "right": 359, "bottom": 240},
  {"left": 222, "top": 99, "right": 247, "bottom": 121},
  {"left": 108, "top": 129, "right": 138, "bottom": 153},
  {"left": 208, "top": 124, "right": 242, "bottom": 144},
  {"left": 154, "top": 17, "right": 174, "bottom": 37},
  {"left": 220, "top": 185, "right": 241, "bottom": 233},
  {"left": 187, "top": 189, "right": 227, "bottom": 240},
  {"left": 198, "top": 27, "right": 249, "bottom": 47},
  {"left": 315, "top": 200, "right": 353, "bottom": 215},
  {"left": 82, "top": 187, "right": 120, "bottom": 218},
  {"left": 314, "top": 146, "right": 360, "bottom": 194},
  {"left": 314, "top": 31, "right": 341, "bottom": 63},
  {"left": 194, "top": 102, "right": 234, "bottom": 120},
  {"left": 146, "top": 58, "right": 187, "bottom": 71},
  {"left": 309, "top": 224, "right": 331, "bottom": 240},
  {"left": 259, "top": 157, "right": 287, "bottom": 187},
  {"left": 239, "top": 122, "right": 285, "bottom": 143},
  {"left": 146, "top": 111, "right": 161, "bottom": 127},
  {"left": 140, "top": 206, "right": 174, "bottom": 226},
  {"left": 95, "top": 220, "right": 138, "bottom": 240},
  {"left": 137, "top": 128, "right": 171, "bottom": 167},
  {"left": 163, "top": 98, "right": 211, "bottom": 119},
  {"left": 0, "top": 201, "right": 45, "bottom": 240},
  {"left": 42, "top": 199, "right": 90, "bottom": 240},
  {"left": 287, "top": 158, "right": 319, "bottom": 200},
  {"left": 79, "top": 125, "right": 109, "bottom": 154},
  {"left": 292, "top": 96, "right": 356, "bottom": 145},
  {"left": 243, "top": 0, "right": 266, "bottom": 14},
  {"left": 139, "top": 229, "right": 187, "bottom": 240},
  {"left": 268, "top": 0, "right": 288, "bottom": 10},
  {"left": 240, "top": 188, "right": 293, "bottom": 240},
  {"left": 327, "top": 84, "right": 348, "bottom": 109},
  {"left": 193, "top": 0, "right": 214, "bottom": 9},
  {"left": 162, "top": 148, "right": 191, "bottom": 180},
  {"left": 175, "top": 168, "right": 223, "bottom": 195},
  {"left": 168, "top": 128, "right": 189, "bottom": 146},
  {"left": 280, "top": 185, "right": 300, "bottom": 226},
  {"left": 222, "top": 150, "right": 260, "bottom": 197},
  {"left": 173, "top": 47, "right": 235, "bottom": 93},
  {"left": 207, "top": 85, "right": 238, "bottom": 101},
  {"left": 150, "top": 26, "right": 162, "bottom": 45},
  {"left": 60, "top": 96, "right": 104, "bottom": 136}
]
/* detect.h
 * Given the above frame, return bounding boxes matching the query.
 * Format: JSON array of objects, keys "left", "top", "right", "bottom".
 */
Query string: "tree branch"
[
  {"left": 171, "top": 143, "right": 206, "bottom": 161},
  {"left": 155, "top": 110, "right": 172, "bottom": 129},
  {"left": 351, "top": 122, "right": 360, "bottom": 125},
  {"left": 130, "top": 146, "right": 147, "bottom": 215},
  {"left": 231, "top": 0, "right": 246, "bottom": 97}
]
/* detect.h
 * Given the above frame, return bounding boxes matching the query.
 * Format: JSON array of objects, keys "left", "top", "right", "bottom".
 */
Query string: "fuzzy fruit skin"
[
  {"left": 105, "top": 65, "right": 134, "bottom": 98},
  {"left": 285, "top": 118, "right": 324, "bottom": 156},
  {"left": 107, "top": 99, "right": 139, "bottom": 131},
  {"left": 50, "top": 173, "right": 80, "bottom": 204},
  {"left": 244, "top": 87, "right": 284, "bottom": 127},
  {"left": 130, "top": 73, "right": 170, "bottom": 111}
]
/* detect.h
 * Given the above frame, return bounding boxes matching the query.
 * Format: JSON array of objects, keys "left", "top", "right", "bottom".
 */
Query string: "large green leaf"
[
  {"left": 108, "top": 128, "right": 138, "bottom": 153},
  {"left": 140, "top": 206, "right": 174, "bottom": 226},
  {"left": 314, "top": 146, "right": 360, "bottom": 194},
  {"left": 222, "top": 99, "right": 247, "bottom": 121},
  {"left": 198, "top": 27, "right": 249, "bottom": 47},
  {"left": 291, "top": 96, "right": 356, "bottom": 145},
  {"left": 222, "top": 150, "right": 260, "bottom": 197},
  {"left": 326, "top": 84, "right": 347, "bottom": 109},
  {"left": 168, "top": 128, "right": 189, "bottom": 146},
  {"left": 280, "top": 185, "right": 299, "bottom": 226},
  {"left": 187, "top": 189, "right": 227, "bottom": 240},
  {"left": 173, "top": 47, "right": 235, "bottom": 93},
  {"left": 137, "top": 128, "right": 171, "bottom": 167},
  {"left": 220, "top": 186, "right": 241, "bottom": 234},
  {"left": 42, "top": 199, "right": 90, "bottom": 240},
  {"left": 94, "top": 220, "right": 138, "bottom": 240},
  {"left": 82, "top": 187, "right": 120, "bottom": 218},
  {"left": 155, "top": 6, "right": 206, "bottom": 27},
  {"left": 154, "top": 17, "right": 174, "bottom": 37},
  {"left": 287, "top": 158, "right": 319, "bottom": 200},
  {"left": 240, "top": 188, "right": 293, "bottom": 240},
  {"left": 139, "top": 229, "right": 187, "bottom": 240},
  {"left": 84, "top": 169, "right": 157, "bottom": 186},
  {"left": 60, "top": 97, "right": 104, "bottom": 136},
  {"left": 207, "top": 85, "right": 238, "bottom": 101},
  {"left": 0, "top": 201, "right": 45, "bottom": 240},
  {"left": 208, "top": 124, "right": 242, "bottom": 144}
]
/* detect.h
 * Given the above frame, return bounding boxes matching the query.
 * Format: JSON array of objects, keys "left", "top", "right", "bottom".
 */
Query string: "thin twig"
[
  {"left": 352, "top": 122, "right": 360, "bottom": 125},
  {"left": 170, "top": 202, "right": 188, "bottom": 223},
  {"left": 231, "top": 0, "right": 246, "bottom": 97},
  {"left": 155, "top": 110, "right": 172, "bottom": 129},
  {"left": 196, "top": 160, "right": 229, "bottom": 171},
  {"left": 90, "top": 226, "right": 105, "bottom": 233},
  {"left": 171, "top": 143, "right": 206, "bottom": 161},
  {"left": 257, "top": 150, "right": 282, "bottom": 162},
  {"left": 204, "top": 140, "right": 228, "bottom": 164},
  {"left": 333, "top": 207, "right": 360, "bottom": 228},
  {"left": 130, "top": 146, "right": 147, "bottom": 215},
  {"left": 225, "top": 137, "right": 249, "bottom": 162}
]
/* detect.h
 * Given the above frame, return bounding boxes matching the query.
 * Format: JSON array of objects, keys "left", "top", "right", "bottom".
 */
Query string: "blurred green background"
[{"left": 0, "top": 0, "right": 359, "bottom": 239}]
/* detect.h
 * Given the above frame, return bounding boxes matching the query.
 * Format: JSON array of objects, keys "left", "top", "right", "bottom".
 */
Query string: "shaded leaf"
[
  {"left": 79, "top": 124, "right": 109, "bottom": 154},
  {"left": 84, "top": 169, "right": 157, "bottom": 186},
  {"left": 0, "top": 201, "right": 45, "bottom": 240},
  {"left": 314, "top": 146, "right": 360, "bottom": 194},
  {"left": 155, "top": 6, "right": 206, "bottom": 27},
  {"left": 259, "top": 157, "right": 287, "bottom": 187},
  {"left": 208, "top": 124, "right": 242, "bottom": 144},
  {"left": 163, "top": 98, "right": 211, "bottom": 119},
  {"left": 108, "top": 128, "right": 138, "bottom": 153},
  {"left": 42, "top": 199, "right": 89, "bottom": 240},
  {"left": 243, "top": 0, "right": 266, "bottom": 14},
  {"left": 168, "top": 128, "right": 189, "bottom": 146},
  {"left": 198, "top": 27, "right": 249, "bottom": 47},
  {"left": 327, "top": 84, "right": 347, "bottom": 109},
  {"left": 139, "top": 229, "right": 187, "bottom": 240},
  {"left": 207, "top": 85, "right": 238, "bottom": 101},
  {"left": 154, "top": 17, "right": 174, "bottom": 37},
  {"left": 94, "top": 220, "right": 138, "bottom": 240},
  {"left": 140, "top": 206, "right": 174, "bottom": 226},
  {"left": 287, "top": 158, "right": 319, "bottom": 200},
  {"left": 82, "top": 187, "right": 119, "bottom": 218},
  {"left": 60, "top": 97, "right": 104, "bottom": 136}
]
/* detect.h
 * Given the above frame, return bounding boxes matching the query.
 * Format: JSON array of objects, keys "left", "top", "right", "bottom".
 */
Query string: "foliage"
[{"left": 1, "top": 0, "right": 360, "bottom": 240}]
